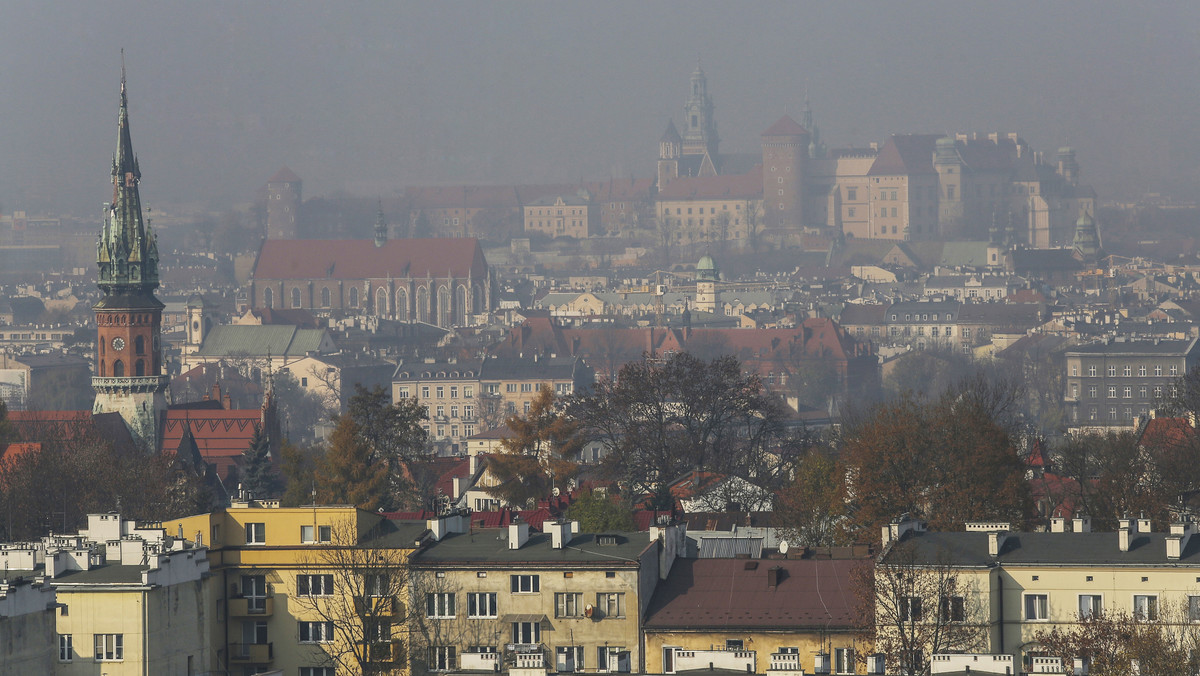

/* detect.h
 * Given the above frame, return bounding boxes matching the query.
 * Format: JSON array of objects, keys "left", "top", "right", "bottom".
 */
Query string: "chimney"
[
  {"left": 468, "top": 453, "right": 478, "bottom": 475},
  {"left": 1119, "top": 526, "right": 1131, "bottom": 552},
  {"left": 1119, "top": 516, "right": 1135, "bottom": 534},
  {"left": 1137, "top": 514, "right": 1152, "bottom": 533},
  {"left": 882, "top": 514, "right": 925, "bottom": 548},
  {"left": 548, "top": 521, "right": 571, "bottom": 550},
  {"left": 1072, "top": 515, "right": 1091, "bottom": 533},
  {"left": 1167, "top": 518, "right": 1195, "bottom": 560},
  {"left": 766, "top": 566, "right": 784, "bottom": 589},
  {"left": 508, "top": 519, "right": 530, "bottom": 550},
  {"left": 1050, "top": 516, "right": 1066, "bottom": 533},
  {"left": 988, "top": 531, "right": 1008, "bottom": 557}
]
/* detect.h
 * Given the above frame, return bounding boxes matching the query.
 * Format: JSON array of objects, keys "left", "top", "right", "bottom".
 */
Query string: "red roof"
[
  {"left": 268, "top": 166, "right": 301, "bottom": 184},
  {"left": 868, "top": 134, "right": 941, "bottom": 176},
  {"left": 161, "top": 410, "right": 262, "bottom": 479},
  {"left": 253, "top": 238, "right": 487, "bottom": 281},
  {"left": 657, "top": 171, "right": 762, "bottom": 201},
  {"left": 1139, "top": 416, "right": 1196, "bottom": 449},
  {"left": 762, "top": 114, "right": 809, "bottom": 137},
  {"left": 644, "top": 558, "right": 859, "bottom": 629}
]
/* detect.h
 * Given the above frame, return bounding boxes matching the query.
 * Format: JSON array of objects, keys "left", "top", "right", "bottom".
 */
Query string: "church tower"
[
  {"left": 694, "top": 254, "right": 720, "bottom": 314},
  {"left": 657, "top": 119, "right": 682, "bottom": 190},
  {"left": 93, "top": 66, "right": 169, "bottom": 452},
  {"left": 265, "top": 167, "right": 302, "bottom": 239},
  {"left": 682, "top": 64, "right": 719, "bottom": 159}
]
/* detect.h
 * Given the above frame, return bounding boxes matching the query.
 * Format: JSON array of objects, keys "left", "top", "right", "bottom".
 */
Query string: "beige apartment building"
[
  {"left": 524, "top": 193, "right": 598, "bottom": 240},
  {"left": 408, "top": 518, "right": 683, "bottom": 674}
]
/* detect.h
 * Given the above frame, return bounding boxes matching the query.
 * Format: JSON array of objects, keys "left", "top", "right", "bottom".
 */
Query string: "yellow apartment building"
[{"left": 164, "top": 502, "right": 426, "bottom": 676}]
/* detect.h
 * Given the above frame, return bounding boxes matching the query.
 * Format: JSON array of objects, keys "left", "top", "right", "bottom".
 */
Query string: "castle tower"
[
  {"left": 265, "top": 166, "right": 302, "bottom": 239},
  {"left": 1057, "top": 147, "right": 1079, "bottom": 186},
  {"left": 682, "top": 64, "right": 719, "bottom": 159},
  {"left": 93, "top": 66, "right": 170, "bottom": 452},
  {"left": 933, "top": 137, "right": 965, "bottom": 238},
  {"left": 374, "top": 201, "right": 388, "bottom": 248},
  {"left": 761, "top": 115, "right": 809, "bottom": 246},
  {"left": 695, "top": 254, "right": 720, "bottom": 314},
  {"left": 184, "top": 294, "right": 213, "bottom": 356},
  {"left": 657, "top": 119, "right": 682, "bottom": 189}
]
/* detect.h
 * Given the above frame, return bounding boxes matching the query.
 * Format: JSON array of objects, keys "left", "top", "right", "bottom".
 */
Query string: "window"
[
  {"left": 1072, "top": 366, "right": 1079, "bottom": 377},
  {"left": 297, "top": 574, "right": 334, "bottom": 596},
  {"left": 301, "top": 525, "right": 331, "bottom": 544},
  {"left": 1089, "top": 365, "right": 1097, "bottom": 377},
  {"left": 464, "top": 386, "right": 474, "bottom": 398},
  {"left": 598, "top": 646, "right": 630, "bottom": 673},
  {"left": 1109, "top": 386, "right": 1117, "bottom": 398},
  {"left": 436, "top": 386, "right": 445, "bottom": 398},
  {"left": 597, "top": 592, "right": 625, "bottom": 619},
  {"left": 364, "top": 573, "right": 390, "bottom": 598},
  {"left": 900, "top": 596, "right": 922, "bottom": 621},
  {"left": 1024, "top": 594, "right": 1049, "bottom": 621},
  {"left": 1172, "top": 365, "right": 1180, "bottom": 376},
  {"left": 556, "top": 592, "right": 583, "bottom": 617},
  {"left": 450, "top": 386, "right": 459, "bottom": 399},
  {"left": 427, "top": 592, "right": 456, "bottom": 618},
  {"left": 94, "top": 634, "right": 123, "bottom": 661},
  {"left": 59, "top": 634, "right": 72, "bottom": 662},
  {"left": 521, "top": 383, "right": 534, "bottom": 392},
  {"left": 430, "top": 646, "right": 457, "bottom": 671},
  {"left": 1124, "top": 365, "right": 1132, "bottom": 377},
  {"left": 557, "top": 646, "right": 585, "bottom": 672},
  {"left": 421, "top": 386, "right": 430, "bottom": 399},
  {"left": 511, "top": 574, "right": 540, "bottom": 593},
  {"left": 321, "top": 287, "right": 331, "bottom": 308},
  {"left": 301, "top": 668, "right": 336, "bottom": 676},
  {"left": 1140, "top": 386, "right": 1148, "bottom": 398},
  {"left": 245, "top": 522, "right": 265, "bottom": 545},
  {"left": 1156, "top": 365, "right": 1163, "bottom": 377},
  {"left": 468, "top": 592, "right": 497, "bottom": 618},
  {"left": 506, "top": 383, "right": 518, "bottom": 393},
  {"left": 1109, "top": 365, "right": 1117, "bottom": 377},
  {"left": 835, "top": 648, "right": 856, "bottom": 674},
  {"left": 1189, "top": 596, "right": 1200, "bottom": 622},
  {"left": 940, "top": 595, "right": 965, "bottom": 622},
  {"left": 1089, "top": 386, "right": 1098, "bottom": 398},
  {"left": 1124, "top": 386, "right": 1132, "bottom": 398},
  {"left": 512, "top": 620, "right": 541, "bottom": 644},
  {"left": 1079, "top": 595, "right": 1102, "bottom": 619},
  {"left": 397, "top": 387, "right": 410, "bottom": 399},
  {"left": 299, "top": 621, "right": 334, "bottom": 643},
  {"left": 1139, "top": 365, "right": 1147, "bottom": 377},
  {"left": 1134, "top": 595, "right": 1158, "bottom": 621},
  {"left": 291, "top": 287, "right": 302, "bottom": 308},
  {"left": 847, "top": 187, "right": 857, "bottom": 201}
]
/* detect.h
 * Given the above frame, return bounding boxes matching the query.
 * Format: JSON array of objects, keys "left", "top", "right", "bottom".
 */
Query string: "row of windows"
[
  {"left": 56, "top": 634, "right": 123, "bottom": 663},
  {"left": 97, "top": 358, "right": 149, "bottom": 377},
  {"left": 667, "top": 204, "right": 743, "bottom": 216},
  {"left": 889, "top": 326, "right": 955, "bottom": 338},
  {"left": 425, "top": 591, "right": 625, "bottom": 620},
  {"left": 1072, "top": 364, "right": 1179, "bottom": 378},
  {"left": 891, "top": 312, "right": 954, "bottom": 322},
  {"left": 400, "top": 385, "right": 476, "bottom": 400},
  {"left": 1020, "top": 593, "right": 1171, "bottom": 622},
  {"left": 1071, "top": 384, "right": 1167, "bottom": 400},
  {"left": 242, "top": 524, "right": 338, "bottom": 546},
  {"left": 263, "top": 284, "right": 479, "bottom": 319},
  {"left": 1077, "top": 406, "right": 1148, "bottom": 422}
]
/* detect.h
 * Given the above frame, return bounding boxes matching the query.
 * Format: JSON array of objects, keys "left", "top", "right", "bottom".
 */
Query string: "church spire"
[
  {"left": 98, "top": 54, "right": 158, "bottom": 295},
  {"left": 374, "top": 199, "right": 388, "bottom": 247}
]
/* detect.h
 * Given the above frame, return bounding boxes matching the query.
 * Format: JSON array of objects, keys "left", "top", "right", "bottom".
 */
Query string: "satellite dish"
[
  {"left": 779, "top": 540, "right": 789, "bottom": 555},
  {"left": 552, "top": 487, "right": 561, "bottom": 497}
]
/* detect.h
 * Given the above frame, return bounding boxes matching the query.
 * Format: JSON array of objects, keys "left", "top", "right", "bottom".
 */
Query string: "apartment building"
[
  {"left": 478, "top": 356, "right": 593, "bottom": 420},
  {"left": 879, "top": 515, "right": 1200, "bottom": 671},
  {"left": 164, "top": 502, "right": 425, "bottom": 676},
  {"left": 408, "top": 518, "right": 683, "bottom": 674},
  {"left": 1064, "top": 337, "right": 1200, "bottom": 429},
  {"left": 392, "top": 358, "right": 485, "bottom": 452}
]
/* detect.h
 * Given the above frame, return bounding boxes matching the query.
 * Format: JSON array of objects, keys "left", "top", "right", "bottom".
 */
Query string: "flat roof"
[{"left": 412, "top": 529, "right": 648, "bottom": 566}]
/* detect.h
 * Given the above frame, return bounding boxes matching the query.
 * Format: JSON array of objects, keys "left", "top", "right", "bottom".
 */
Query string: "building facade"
[{"left": 1064, "top": 338, "right": 1200, "bottom": 429}]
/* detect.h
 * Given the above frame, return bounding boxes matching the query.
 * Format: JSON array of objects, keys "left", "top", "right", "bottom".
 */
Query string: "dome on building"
[{"left": 696, "top": 254, "right": 719, "bottom": 282}]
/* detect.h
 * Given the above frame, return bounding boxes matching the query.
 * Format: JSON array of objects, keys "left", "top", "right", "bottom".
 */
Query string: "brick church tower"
[{"left": 92, "top": 66, "right": 169, "bottom": 452}]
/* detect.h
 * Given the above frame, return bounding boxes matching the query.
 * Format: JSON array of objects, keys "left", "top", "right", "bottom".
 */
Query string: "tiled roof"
[
  {"left": 161, "top": 410, "right": 261, "bottom": 479},
  {"left": 643, "top": 558, "right": 858, "bottom": 629},
  {"left": 762, "top": 114, "right": 809, "bottom": 137},
  {"left": 253, "top": 238, "right": 487, "bottom": 280},
  {"left": 868, "top": 134, "right": 941, "bottom": 176},
  {"left": 896, "top": 528, "right": 1200, "bottom": 567},
  {"left": 657, "top": 171, "right": 762, "bottom": 201}
]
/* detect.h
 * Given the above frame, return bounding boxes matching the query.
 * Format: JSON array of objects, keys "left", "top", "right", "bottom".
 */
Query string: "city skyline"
[{"left": 2, "top": 2, "right": 1198, "bottom": 215}]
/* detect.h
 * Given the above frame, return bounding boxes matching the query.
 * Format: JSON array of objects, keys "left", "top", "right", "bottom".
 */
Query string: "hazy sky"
[{"left": 3, "top": 1, "right": 1198, "bottom": 216}]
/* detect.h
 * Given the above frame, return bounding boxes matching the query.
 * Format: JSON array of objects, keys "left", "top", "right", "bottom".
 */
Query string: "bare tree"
[
  {"left": 859, "top": 541, "right": 988, "bottom": 675},
  {"left": 742, "top": 200, "right": 764, "bottom": 254},
  {"left": 291, "top": 521, "right": 412, "bottom": 676}
]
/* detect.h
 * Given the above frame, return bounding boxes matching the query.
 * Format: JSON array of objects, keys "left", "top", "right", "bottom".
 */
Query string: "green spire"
[{"left": 97, "top": 58, "right": 159, "bottom": 295}]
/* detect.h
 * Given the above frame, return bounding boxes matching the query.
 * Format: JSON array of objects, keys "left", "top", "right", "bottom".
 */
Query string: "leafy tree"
[
  {"left": 273, "top": 369, "right": 333, "bottom": 443},
  {"left": 316, "top": 417, "right": 390, "bottom": 511},
  {"left": 839, "top": 377, "right": 1031, "bottom": 540},
  {"left": 565, "top": 489, "right": 636, "bottom": 532},
  {"left": 566, "top": 352, "right": 790, "bottom": 499},
  {"left": 346, "top": 384, "right": 428, "bottom": 508},
  {"left": 484, "top": 386, "right": 583, "bottom": 508},
  {"left": 279, "top": 439, "right": 322, "bottom": 507},
  {"left": 776, "top": 448, "right": 850, "bottom": 547},
  {"left": 240, "top": 424, "right": 280, "bottom": 499}
]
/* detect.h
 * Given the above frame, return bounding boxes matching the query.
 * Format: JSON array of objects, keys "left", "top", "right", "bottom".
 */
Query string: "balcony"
[
  {"left": 364, "top": 640, "right": 405, "bottom": 664},
  {"left": 228, "top": 596, "right": 273, "bottom": 617},
  {"left": 770, "top": 652, "right": 803, "bottom": 674},
  {"left": 674, "top": 649, "right": 756, "bottom": 673},
  {"left": 354, "top": 595, "right": 405, "bottom": 619},
  {"left": 229, "top": 642, "right": 273, "bottom": 663},
  {"left": 461, "top": 652, "right": 501, "bottom": 672}
]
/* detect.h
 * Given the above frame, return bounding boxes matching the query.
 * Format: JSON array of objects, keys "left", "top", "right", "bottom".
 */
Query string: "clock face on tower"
[{"left": 111, "top": 337, "right": 125, "bottom": 352}]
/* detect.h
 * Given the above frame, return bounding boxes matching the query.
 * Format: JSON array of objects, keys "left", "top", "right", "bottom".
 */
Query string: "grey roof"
[
  {"left": 393, "top": 359, "right": 484, "bottom": 381},
  {"left": 886, "top": 300, "right": 961, "bottom": 321},
  {"left": 196, "top": 325, "right": 331, "bottom": 358},
  {"left": 891, "top": 529, "right": 1200, "bottom": 568},
  {"left": 1066, "top": 338, "right": 1197, "bottom": 357},
  {"left": 361, "top": 521, "right": 430, "bottom": 549},
  {"left": 50, "top": 564, "right": 147, "bottom": 586},
  {"left": 411, "top": 529, "right": 650, "bottom": 567},
  {"left": 480, "top": 356, "right": 581, "bottom": 381}
]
